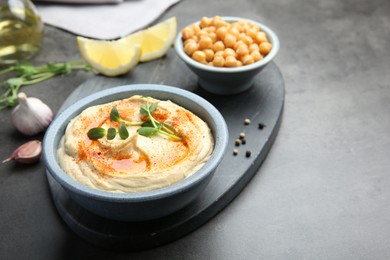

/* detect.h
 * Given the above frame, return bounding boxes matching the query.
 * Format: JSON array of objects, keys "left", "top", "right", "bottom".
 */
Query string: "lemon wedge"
[
  {"left": 124, "top": 17, "right": 177, "bottom": 62},
  {"left": 77, "top": 17, "right": 176, "bottom": 76},
  {"left": 77, "top": 37, "right": 141, "bottom": 77}
]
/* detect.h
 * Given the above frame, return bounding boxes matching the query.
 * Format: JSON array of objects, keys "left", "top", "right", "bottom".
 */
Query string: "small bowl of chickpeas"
[{"left": 175, "top": 16, "right": 280, "bottom": 95}]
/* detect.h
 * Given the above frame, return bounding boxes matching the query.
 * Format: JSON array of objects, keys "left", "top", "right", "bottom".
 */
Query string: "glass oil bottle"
[{"left": 0, "top": 0, "right": 43, "bottom": 65}]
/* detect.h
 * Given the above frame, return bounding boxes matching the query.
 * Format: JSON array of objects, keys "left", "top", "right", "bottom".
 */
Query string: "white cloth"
[
  {"left": 34, "top": 0, "right": 181, "bottom": 40},
  {"left": 34, "top": 0, "right": 122, "bottom": 4}
]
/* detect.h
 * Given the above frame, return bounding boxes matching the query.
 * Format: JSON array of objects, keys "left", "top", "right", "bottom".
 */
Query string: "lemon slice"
[
  {"left": 124, "top": 17, "right": 177, "bottom": 62},
  {"left": 77, "top": 37, "right": 141, "bottom": 77}
]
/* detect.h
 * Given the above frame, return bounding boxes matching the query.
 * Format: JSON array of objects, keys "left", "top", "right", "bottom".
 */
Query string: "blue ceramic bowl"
[
  {"left": 175, "top": 16, "right": 280, "bottom": 95},
  {"left": 43, "top": 84, "right": 228, "bottom": 222}
]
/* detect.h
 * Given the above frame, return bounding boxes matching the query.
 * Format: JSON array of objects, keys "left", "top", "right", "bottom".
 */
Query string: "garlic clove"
[
  {"left": 11, "top": 93, "right": 54, "bottom": 136},
  {"left": 2, "top": 140, "right": 42, "bottom": 164}
]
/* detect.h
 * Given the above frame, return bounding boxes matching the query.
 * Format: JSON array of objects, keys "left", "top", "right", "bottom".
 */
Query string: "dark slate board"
[{"left": 46, "top": 62, "right": 285, "bottom": 251}]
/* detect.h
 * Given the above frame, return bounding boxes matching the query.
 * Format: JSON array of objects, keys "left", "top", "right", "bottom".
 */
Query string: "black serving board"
[{"left": 47, "top": 61, "right": 285, "bottom": 251}]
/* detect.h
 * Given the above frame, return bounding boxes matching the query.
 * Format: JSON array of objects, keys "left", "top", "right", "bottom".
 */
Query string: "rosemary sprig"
[
  {"left": 0, "top": 60, "right": 93, "bottom": 110},
  {"left": 87, "top": 98, "right": 182, "bottom": 141}
]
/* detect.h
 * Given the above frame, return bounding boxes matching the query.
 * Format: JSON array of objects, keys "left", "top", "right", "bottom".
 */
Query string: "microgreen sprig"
[
  {"left": 109, "top": 106, "right": 143, "bottom": 126},
  {"left": 87, "top": 127, "right": 116, "bottom": 140},
  {"left": 87, "top": 98, "right": 182, "bottom": 141},
  {"left": 137, "top": 98, "right": 182, "bottom": 141},
  {"left": 87, "top": 106, "right": 140, "bottom": 140},
  {"left": 0, "top": 60, "right": 93, "bottom": 110}
]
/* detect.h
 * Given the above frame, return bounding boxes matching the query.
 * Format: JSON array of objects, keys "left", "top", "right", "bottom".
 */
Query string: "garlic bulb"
[
  {"left": 2, "top": 140, "right": 42, "bottom": 164},
  {"left": 11, "top": 93, "right": 53, "bottom": 136}
]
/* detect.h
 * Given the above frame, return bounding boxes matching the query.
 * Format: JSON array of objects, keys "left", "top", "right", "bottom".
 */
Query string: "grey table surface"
[{"left": 1, "top": 0, "right": 390, "bottom": 259}]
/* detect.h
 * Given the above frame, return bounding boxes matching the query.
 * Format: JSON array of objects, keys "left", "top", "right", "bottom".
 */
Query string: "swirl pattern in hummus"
[{"left": 57, "top": 95, "right": 214, "bottom": 193}]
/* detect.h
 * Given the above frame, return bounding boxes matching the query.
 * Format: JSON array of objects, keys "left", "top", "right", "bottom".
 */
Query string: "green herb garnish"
[
  {"left": 118, "top": 122, "right": 129, "bottom": 139},
  {"left": 109, "top": 106, "right": 143, "bottom": 126},
  {"left": 107, "top": 128, "right": 117, "bottom": 140},
  {"left": 137, "top": 126, "right": 159, "bottom": 136},
  {"left": 87, "top": 98, "right": 182, "bottom": 141},
  {"left": 87, "top": 127, "right": 107, "bottom": 140},
  {"left": 87, "top": 105, "right": 143, "bottom": 140},
  {"left": 137, "top": 98, "right": 181, "bottom": 140},
  {"left": 0, "top": 60, "right": 93, "bottom": 110}
]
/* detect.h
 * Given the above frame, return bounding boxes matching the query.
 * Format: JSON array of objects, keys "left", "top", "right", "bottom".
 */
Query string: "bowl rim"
[
  {"left": 174, "top": 16, "right": 280, "bottom": 73},
  {"left": 43, "top": 84, "right": 228, "bottom": 203}
]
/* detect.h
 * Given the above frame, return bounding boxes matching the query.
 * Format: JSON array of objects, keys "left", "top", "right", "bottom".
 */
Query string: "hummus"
[{"left": 57, "top": 95, "right": 214, "bottom": 193}]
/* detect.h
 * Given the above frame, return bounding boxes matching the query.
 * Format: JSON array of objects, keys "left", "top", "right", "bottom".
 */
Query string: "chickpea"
[
  {"left": 216, "top": 26, "right": 228, "bottom": 40},
  {"left": 191, "top": 23, "right": 201, "bottom": 34},
  {"left": 184, "top": 38, "right": 196, "bottom": 46},
  {"left": 212, "top": 55, "right": 225, "bottom": 67},
  {"left": 215, "top": 19, "right": 228, "bottom": 28},
  {"left": 205, "top": 26, "right": 216, "bottom": 33},
  {"left": 190, "top": 35, "right": 199, "bottom": 42},
  {"left": 182, "top": 27, "right": 194, "bottom": 40},
  {"left": 214, "top": 50, "right": 224, "bottom": 57},
  {"left": 210, "top": 16, "right": 222, "bottom": 26},
  {"left": 237, "top": 33, "right": 247, "bottom": 43},
  {"left": 236, "top": 60, "right": 243, "bottom": 67},
  {"left": 231, "top": 22, "right": 243, "bottom": 32},
  {"left": 213, "top": 41, "right": 225, "bottom": 52},
  {"left": 198, "top": 36, "right": 213, "bottom": 50},
  {"left": 234, "top": 40, "right": 246, "bottom": 51},
  {"left": 242, "top": 35, "right": 253, "bottom": 46},
  {"left": 200, "top": 17, "right": 212, "bottom": 28},
  {"left": 242, "top": 23, "right": 250, "bottom": 33},
  {"left": 229, "top": 27, "right": 240, "bottom": 37},
  {"left": 254, "top": 31, "right": 268, "bottom": 44},
  {"left": 247, "top": 28, "right": 257, "bottom": 39},
  {"left": 192, "top": 50, "right": 207, "bottom": 63},
  {"left": 249, "top": 43, "right": 260, "bottom": 53},
  {"left": 223, "top": 48, "right": 236, "bottom": 58},
  {"left": 251, "top": 50, "right": 263, "bottom": 62},
  {"left": 259, "top": 42, "right": 272, "bottom": 55},
  {"left": 236, "top": 44, "right": 249, "bottom": 57},
  {"left": 234, "top": 24, "right": 244, "bottom": 33},
  {"left": 224, "top": 33, "right": 237, "bottom": 48},
  {"left": 197, "top": 30, "right": 208, "bottom": 38},
  {"left": 225, "top": 55, "right": 238, "bottom": 67},
  {"left": 203, "top": 49, "right": 215, "bottom": 62},
  {"left": 209, "top": 32, "right": 217, "bottom": 43},
  {"left": 184, "top": 41, "right": 198, "bottom": 56},
  {"left": 241, "top": 54, "right": 254, "bottom": 65},
  {"left": 249, "top": 23, "right": 260, "bottom": 32}
]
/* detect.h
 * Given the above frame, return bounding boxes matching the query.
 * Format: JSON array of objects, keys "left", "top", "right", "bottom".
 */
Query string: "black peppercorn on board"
[{"left": 46, "top": 61, "right": 284, "bottom": 251}]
